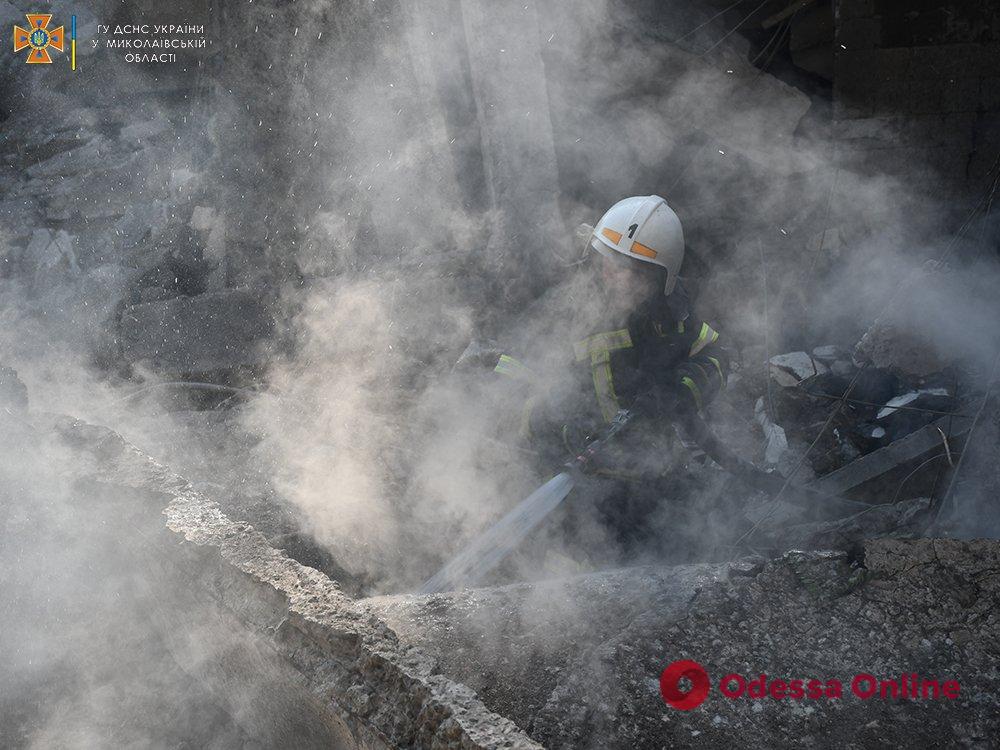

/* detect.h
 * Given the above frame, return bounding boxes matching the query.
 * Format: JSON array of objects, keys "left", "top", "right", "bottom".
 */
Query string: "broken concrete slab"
[
  {"left": 4, "top": 412, "right": 540, "bottom": 749},
  {"left": 362, "top": 563, "right": 728, "bottom": 737},
  {"left": 3, "top": 403, "right": 997, "bottom": 748},
  {"left": 782, "top": 496, "right": 932, "bottom": 549},
  {"left": 119, "top": 290, "right": 275, "bottom": 373},
  {"left": 809, "top": 413, "right": 972, "bottom": 498}
]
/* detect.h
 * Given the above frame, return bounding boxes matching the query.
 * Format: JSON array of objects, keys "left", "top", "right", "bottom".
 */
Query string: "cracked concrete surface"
[
  {"left": 5, "top": 410, "right": 999, "bottom": 748},
  {"left": 366, "top": 543, "right": 1000, "bottom": 748}
]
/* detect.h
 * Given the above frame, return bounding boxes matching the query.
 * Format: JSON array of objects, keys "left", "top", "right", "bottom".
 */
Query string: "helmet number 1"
[{"left": 627, "top": 223, "right": 638, "bottom": 239}]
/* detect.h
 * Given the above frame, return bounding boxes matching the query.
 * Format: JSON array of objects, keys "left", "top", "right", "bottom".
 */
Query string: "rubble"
[
  {"left": 810, "top": 414, "right": 967, "bottom": 493},
  {"left": 781, "top": 496, "right": 932, "bottom": 548},
  {"left": 753, "top": 396, "right": 789, "bottom": 466},
  {"left": 854, "top": 310, "right": 945, "bottom": 377},
  {"left": 877, "top": 388, "right": 950, "bottom": 419},
  {"left": 811, "top": 344, "right": 845, "bottom": 363},
  {"left": 768, "top": 351, "right": 828, "bottom": 386},
  {"left": 2, "top": 412, "right": 540, "bottom": 750},
  {"left": 368, "top": 539, "right": 1000, "bottom": 748},
  {"left": 0, "top": 2, "right": 997, "bottom": 746}
]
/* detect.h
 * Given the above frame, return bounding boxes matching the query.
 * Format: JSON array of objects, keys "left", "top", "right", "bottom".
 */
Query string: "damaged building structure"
[{"left": 2, "top": 0, "right": 1000, "bottom": 747}]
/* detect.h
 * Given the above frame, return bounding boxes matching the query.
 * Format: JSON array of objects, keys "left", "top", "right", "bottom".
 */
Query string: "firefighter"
[
  {"left": 493, "top": 195, "right": 731, "bottom": 562},
  {"left": 496, "top": 195, "right": 728, "bottom": 450}
]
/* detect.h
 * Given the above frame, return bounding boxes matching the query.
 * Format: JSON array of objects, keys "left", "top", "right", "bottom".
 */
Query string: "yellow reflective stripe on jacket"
[
  {"left": 573, "top": 328, "right": 633, "bottom": 362},
  {"left": 574, "top": 328, "right": 633, "bottom": 423},
  {"left": 689, "top": 322, "right": 720, "bottom": 357},
  {"left": 494, "top": 354, "right": 534, "bottom": 381},
  {"left": 591, "top": 352, "right": 621, "bottom": 423},
  {"left": 681, "top": 376, "right": 703, "bottom": 411},
  {"left": 707, "top": 355, "right": 726, "bottom": 386}
]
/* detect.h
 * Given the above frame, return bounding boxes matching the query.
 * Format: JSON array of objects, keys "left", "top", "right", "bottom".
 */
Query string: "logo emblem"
[
  {"left": 660, "top": 660, "right": 711, "bottom": 710},
  {"left": 13, "top": 14, "right": 65, "bottom": 64}
]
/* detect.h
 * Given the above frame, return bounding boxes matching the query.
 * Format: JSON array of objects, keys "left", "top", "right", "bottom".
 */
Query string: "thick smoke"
[
  {"left": 234, "top": 0, "right": 1000, "bottom": 592},
  {"left": 2, "top": 0, "right": 999, "bottom": 743}
]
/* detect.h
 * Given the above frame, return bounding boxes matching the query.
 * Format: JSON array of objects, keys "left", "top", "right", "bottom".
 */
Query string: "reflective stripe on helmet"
[
  {"left": 689, "top": 322, "right": 720, "bottom": 357},
  {"left": 630, "top": 240, "right": 657, "bottom": 258},
  {"left": 591, "top": 195, "right": 685, "bottom": 297}
]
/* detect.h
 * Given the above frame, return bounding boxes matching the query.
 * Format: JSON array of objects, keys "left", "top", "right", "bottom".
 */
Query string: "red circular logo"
[{"left": 660, "top": 660, "right": 711, "bottom": 710}]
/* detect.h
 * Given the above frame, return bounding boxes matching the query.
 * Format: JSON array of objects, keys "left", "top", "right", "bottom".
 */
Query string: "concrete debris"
[
  {"left": 830, "top": 359, "right": 855, "bottom": 377},
  {"left": 769, "top": 351, "right": 828, "bottom": 386},
  {"left": 809, "top": 414, "right": 972, "bottom": 498},
  {"left": 856, "top": 422, "right": 887, "bottom": 442},
  {"left": 754, "top": 397, "right": 788, "bottom": 465},
  {"left": 855, "top": 321, "right": 946, "bottom": 376},
  {"left": 877, "top": 387, "right": 950, "bottom": 419},
  {"left": 3, "top": 414, "right": 541, "bottom": 750},
  {"left": 811, "top": 344, "right": 845, "bottom": 362},
  {"left": 782, "top": 496, "right": 932, "bottom": 549},
  {"left": 26, "top": 136, "right": 139, "bottom": 180},
  {"left": 0, "top": 5, "right": 995, "bottom": 748},
  {"left": 369, "top": 539, "right": 1000, "bottom": 748}
]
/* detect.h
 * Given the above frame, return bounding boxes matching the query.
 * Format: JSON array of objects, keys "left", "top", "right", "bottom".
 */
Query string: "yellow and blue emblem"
[{"left": 13, "top": 14, "right": 65, "bottom": 65}]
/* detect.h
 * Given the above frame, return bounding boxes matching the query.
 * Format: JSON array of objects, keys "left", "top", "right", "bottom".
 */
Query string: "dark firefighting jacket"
[{"left": 494, "top": 292, "right": 729, "bottom": 460}]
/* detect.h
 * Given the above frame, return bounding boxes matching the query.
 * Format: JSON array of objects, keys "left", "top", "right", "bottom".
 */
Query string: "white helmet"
[{"left": 590, "top": 195, "right": 685, "bottom": 295}]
